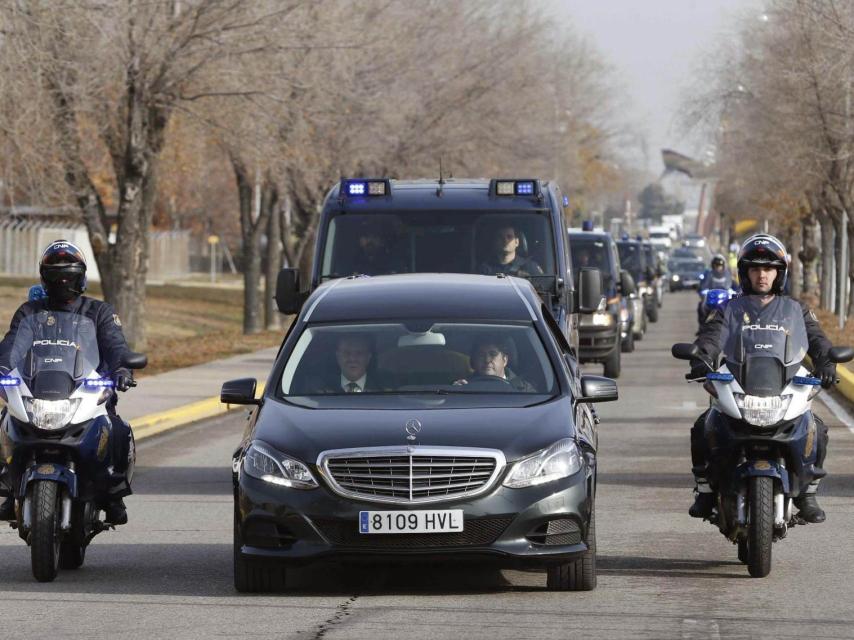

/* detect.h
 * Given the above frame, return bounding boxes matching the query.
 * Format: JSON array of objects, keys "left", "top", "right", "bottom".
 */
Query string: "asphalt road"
[{"left": 2, "top": 290, "right": 854, "bottom": 639}]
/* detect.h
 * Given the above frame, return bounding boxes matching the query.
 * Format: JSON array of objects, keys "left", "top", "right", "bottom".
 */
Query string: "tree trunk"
[
  {"left": 835, "top": 215, "right": 843, "bottom": 315},
  {"left": 799, "top": 213, "right": 819, "bottom": 298},
  {"left": 818, "top": 212, "right": 835, "bottom": 311},
  {"left": 848, "top": 218, "right": 854, "bottom": 320},
  {"left": 788, "top": 223, "right": 802, "bottom": 300},
  {"left": 264, "top": 184, "right": 282, "bottom": 331}
]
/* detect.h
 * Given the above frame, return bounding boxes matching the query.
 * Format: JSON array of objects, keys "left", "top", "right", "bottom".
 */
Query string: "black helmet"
[
  {"left": 711, "top": 253, "right": 726, "bottom": 269},
  {"left": 737, "top": 233, "right": 787, "bottom": 294},
  {"left": 39, "top": 240, "right": 87, "bottom": 302}
]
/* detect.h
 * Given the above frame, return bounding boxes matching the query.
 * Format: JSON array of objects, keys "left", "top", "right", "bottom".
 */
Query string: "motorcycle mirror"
[
  {"left": 829, "top": 346, "right": 854, "bottom": 364},
  {"left": 671, "top": 343, "right": 700, "bottom": 361},
  {"left": 122, "top": 352, "right": 148, "bottom": 370}
]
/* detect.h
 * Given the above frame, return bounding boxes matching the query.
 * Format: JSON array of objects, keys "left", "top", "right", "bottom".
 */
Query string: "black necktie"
[{"left": 346, "top": 382, "right": 361, "bottom": 393}]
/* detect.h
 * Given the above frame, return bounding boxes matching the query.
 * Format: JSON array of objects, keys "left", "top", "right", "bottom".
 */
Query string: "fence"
[{"left": 0, "top": 219, "right": 190, "bottom": 282}]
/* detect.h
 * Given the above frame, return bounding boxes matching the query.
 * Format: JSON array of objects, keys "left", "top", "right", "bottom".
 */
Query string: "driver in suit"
[{"left": 453, "top": 336, "right": 535, "bottom": 392}]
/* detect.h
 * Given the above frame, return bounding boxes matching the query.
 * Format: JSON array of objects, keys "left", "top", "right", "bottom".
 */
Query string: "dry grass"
[{"left": 0, "top": 277, "right": 286, "bottom": 376}]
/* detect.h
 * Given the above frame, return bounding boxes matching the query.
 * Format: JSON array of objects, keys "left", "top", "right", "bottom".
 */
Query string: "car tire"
[
  {"left": 546, "top": 510, "right": 596, "bottom": 591},
  {"left": 233, "top": 503, "right": 287, "bottom": 593},
  {"left": 603, "top": 346, "right": 620, "bottom": 379},
  {"left": 621, "top": 328, "right": 635, "bottom": 353}
]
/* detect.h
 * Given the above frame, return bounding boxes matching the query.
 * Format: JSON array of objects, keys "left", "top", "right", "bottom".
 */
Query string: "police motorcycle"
[
  {"left": 0, "top": 310, "right": 146, "bottom": 582},
  {"left": 672, "top": 312, "right": 854, "bottom": 578}
]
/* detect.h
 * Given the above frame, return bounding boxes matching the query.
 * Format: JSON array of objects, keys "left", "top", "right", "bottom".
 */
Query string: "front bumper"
[
  {"left": 236, "top": 469, "right": 592, "bottom": 569},
  {"left": 578, "top": 324, "right": 619, "bottom": 362}
]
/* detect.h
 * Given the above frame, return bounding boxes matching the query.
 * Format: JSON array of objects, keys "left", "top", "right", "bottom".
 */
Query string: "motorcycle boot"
[
  {"left": 0, "top": 496, "right": 14, "bottom": 520},
  {"left": 103, "top": 499, "right": 128, "bottom": 526},
  {"left": 794, "top": 484, "right": 826, "bottom": 523},
  {"left": 689, "top": 480, "right": 715, "bottom": 519}
]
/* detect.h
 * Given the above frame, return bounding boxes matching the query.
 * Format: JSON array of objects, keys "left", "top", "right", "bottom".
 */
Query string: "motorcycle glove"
[
  {"left": 814, "top": 362, "right": 837, "bottom": 389},
  {"left": 114, "top": 368, "right": 134, "bottom": 392},
  {"left": 685, "top": 361, "right": 712, "bottom": 381}
]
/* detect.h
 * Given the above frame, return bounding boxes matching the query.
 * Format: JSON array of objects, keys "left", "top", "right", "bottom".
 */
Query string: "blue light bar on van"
[
  {"left": 341, "top": 179, "right": 389, "bottom": 197},
  {"left": 0, "top": 376, "right": 21, "bottom": 387},
  {"left": 493, "top": 179, "right": 539, "bottom": 197},
  {"left": 84, "top": 378, "right": 115, "bottom": 388}
]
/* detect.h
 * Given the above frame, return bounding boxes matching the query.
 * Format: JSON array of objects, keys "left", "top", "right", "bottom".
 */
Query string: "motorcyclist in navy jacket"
[
  {"left": 697, "top": 254, "right": 735, "bottom": 326},
  {"left": 687, "top": 234, "right": 834, "bottom": 523},
  {"left": 0, "top": 240, "right": 137, "bottom": 524}
]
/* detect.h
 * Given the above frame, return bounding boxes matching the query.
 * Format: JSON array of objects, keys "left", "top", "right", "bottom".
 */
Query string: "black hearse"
[{"left": 223, "top": 272, "right": 615, "bottom": 592}]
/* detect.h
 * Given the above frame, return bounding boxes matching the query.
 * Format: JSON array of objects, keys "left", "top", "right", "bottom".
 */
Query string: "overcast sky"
[{"left": 554, "top": 0, "right": 759, "bottom": 174}]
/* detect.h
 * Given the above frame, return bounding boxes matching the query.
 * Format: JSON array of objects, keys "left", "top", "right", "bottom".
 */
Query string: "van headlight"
[
  {"left": 243, "top": 441, "right": 318, "bottom": 489},
  {"left": 733, "top": 394, "right": 792, "bottom": 426},
  {"left": 503, "top": 439, "right": 582, "bottom": 488},
  {"left": 23, "top": 398, "right": 80, "bottom": 431}
]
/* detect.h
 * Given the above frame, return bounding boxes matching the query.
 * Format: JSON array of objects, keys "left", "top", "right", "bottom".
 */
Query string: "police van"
[{"left": 275, "top": 178, "right": 603, "bottom": 352}]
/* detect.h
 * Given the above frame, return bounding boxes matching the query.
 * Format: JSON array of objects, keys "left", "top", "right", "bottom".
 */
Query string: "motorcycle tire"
[
  {"left": 747, "top": 476, "right": 774, "bottom": 578},
  {"left": 621, "top": 328, "right": 635, "bottom": 353},
  {"left": 233, "top": 503, "right": 286, "bottom": 593},
  {"left": 31, "top": 481, "right": 61, "bottom": 582},
  {"left": 547, "top": 510, "right": 596, "bottom": 591},
  {"left": 646, "top": 301, "right": 659, "bottom": 323}
]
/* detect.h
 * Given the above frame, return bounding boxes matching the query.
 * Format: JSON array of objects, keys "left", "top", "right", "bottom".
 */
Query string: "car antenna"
[{"left": 436, "top": 158, "right": 445, "bottom": 197}]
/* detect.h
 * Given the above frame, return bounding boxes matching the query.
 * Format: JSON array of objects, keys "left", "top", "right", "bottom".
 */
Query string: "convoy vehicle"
[
  {"left": 0, "top": 311, "right": 146, "bottom": 582},
  {"left": 667, "top": 256, "right": 704, "bottom": 291},
  {"left": 569, "top": 228, "right": 637, "bottom": 376},
  {"left": 642, "top": 241, "right": 664, "bottom": 315},
  {"left": 292, "top": 178, "right": 592, "bottom": 348},
  {"left": 616, "top": 238, "right": 650, "bottom": 340},
  {"left": 673, "top": 315, "right": 853, "bottom": 578},
  {"left": 226, "top": 273, "right": 615, "bottom": 592}
]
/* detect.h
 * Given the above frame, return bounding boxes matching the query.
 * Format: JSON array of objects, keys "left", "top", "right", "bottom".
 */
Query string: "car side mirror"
[
  {"left": 619, "top": 270, "right": 637, "bottom": 296},
  {"left": 122, "top": 352, "right": 148, "bottom": 370},
  {"left": 829, "top": 346, "right": 854, "bottom": 363},
  {"left": 221, "top": 378, "right": 261, "bottom": 405},
  {"left": 672, "top": 343, "right": 700, "bottom": 361},
  {"left": 576, "top": 267, "right": 604, "bottom": 314},
  {"left": 275, "top": 268, "right": 306, "bottom": 315},
  {"left": 578, "top": 375, "right": 618, "bottom": 403}
]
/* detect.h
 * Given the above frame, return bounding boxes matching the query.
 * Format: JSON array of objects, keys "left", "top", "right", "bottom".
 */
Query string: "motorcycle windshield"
[
  {"left": 721, "top": 306, "right": 808, "bottom": 396},
  {"left": 9, "top": 311, "right": 100, "bottom": 399}
]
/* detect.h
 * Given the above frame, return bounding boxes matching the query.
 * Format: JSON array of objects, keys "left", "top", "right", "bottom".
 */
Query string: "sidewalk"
[{"left": 120, "top": 346, "right": 279, "bottom": 441}]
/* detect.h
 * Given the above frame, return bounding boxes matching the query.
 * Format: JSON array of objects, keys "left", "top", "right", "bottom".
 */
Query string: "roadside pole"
[
  {"left": 208, "top": 234, "right": 219, "bottom": 284},
  {"left": 840, "top": 210, "right": 848, "bottom": 330}
]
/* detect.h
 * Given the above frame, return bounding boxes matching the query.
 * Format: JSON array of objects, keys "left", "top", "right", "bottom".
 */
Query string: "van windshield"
[
  {"left": 320, "top": 212, "right": 555, "bottom": 280},
  {"left": 570, "top": 237, "right": 614, "bottom": 287}
]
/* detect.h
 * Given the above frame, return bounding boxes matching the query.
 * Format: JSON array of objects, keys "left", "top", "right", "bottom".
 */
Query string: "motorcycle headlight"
[
  {"left": 503, "top": 439, "right": 582, "bottom": 488},
  {"left": 23, "top": 398, "right": 81, "bottom": 431},
  {"left": 619, "top": 306, "right": 629, "bottom": 322},
  {"left": 733, "top": 394, "right": 792, "bottom": 426},
  {"left": 242, "top": 441, "right": 318, "bottom": 489}
]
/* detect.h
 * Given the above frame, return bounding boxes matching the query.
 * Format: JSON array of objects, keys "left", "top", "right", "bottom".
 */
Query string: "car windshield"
[
  {"left": 669, "top": 258, "right": 703, "bottom": 271},
  {"left": 9, "top": 311, "right": 101, "bottom": 398},
  {"left": 570, "top": 237, "right": 614, "bottom": 287},
  {"left": 279, "top": 321, "right": 557, "bottom": 399},
  {"left": 320, "top": 212, "right": 555, "bottom": 280}
]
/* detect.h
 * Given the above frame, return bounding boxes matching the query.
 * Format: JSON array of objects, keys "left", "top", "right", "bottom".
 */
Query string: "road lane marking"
[{"left": 817, "top": 393, "right": 854, "bottom": 435}]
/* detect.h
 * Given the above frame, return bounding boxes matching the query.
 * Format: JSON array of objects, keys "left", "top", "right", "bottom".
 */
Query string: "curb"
[
  {"left": 132, "top": 382, "right": 266, "bottom": 442},
  {"left": 837, "top": 366, "right": 854, "bottom": 403}
]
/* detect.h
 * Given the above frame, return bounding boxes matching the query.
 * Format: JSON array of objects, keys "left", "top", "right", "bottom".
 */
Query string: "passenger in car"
[
  {"left": 309, "top": 334, "right": 391, "bottom": 393},
  {"left": 453, "top": 336, "right": 536, "bottom": 392},
  {"left": 478, "top": 225, "right": 544, "bottom": 277}
]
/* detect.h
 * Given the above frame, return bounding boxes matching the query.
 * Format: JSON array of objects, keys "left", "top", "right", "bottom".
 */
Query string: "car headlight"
[
  {"left": 583, "top": 311, "right": 614, "bottom": 327},
  {"left": 672, "top": 274, "right": 680, "bottom": 281},
  {"left": 619, "top": 306, "right": 629, "bottom": 322},
  {"left": 503, "top": 439, "right": 582, "bottom": 488},
  {"left": 243, "top": 441, "right": 318, "bottom": 489},
  {"left": 23, "top": 398, "right": 81, "bottom": 431},
  {"left": 733, "top": 394, "right": 792, "bottom": 426}
]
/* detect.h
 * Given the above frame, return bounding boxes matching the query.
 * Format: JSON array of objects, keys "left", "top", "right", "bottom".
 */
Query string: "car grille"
[
  {"left": 313, "top": 516, "right": 513, "bottom": 548},
  {"left": 319, "top": 447, "right": 505, "bottom": 504}
]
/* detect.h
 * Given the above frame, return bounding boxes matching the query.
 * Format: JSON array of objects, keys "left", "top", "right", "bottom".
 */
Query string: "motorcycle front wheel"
[
  {"left": 747, "top": 476, "right": 774, "bottom": 578},
  {"left": 30, "top": 481, "right": 62, "bottom": 582}
]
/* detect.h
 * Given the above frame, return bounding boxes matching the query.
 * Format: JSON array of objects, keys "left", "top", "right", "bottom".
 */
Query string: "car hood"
[{"left": 253, "top": 397, "right": 574, "bottom": 464}]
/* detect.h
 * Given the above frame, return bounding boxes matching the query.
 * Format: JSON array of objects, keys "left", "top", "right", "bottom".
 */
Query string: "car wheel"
[
  {"left": 603, "top": 346, "right": 620, "bottom": 379},
  {"left": 621, "top": 328, "right": 635, "bottom": 353},
  {"left": 233, "top": 503, "right": 287, "bottom": 593},
  {"left": 546, "top": 510, "right": 596, "bottom": 591}
]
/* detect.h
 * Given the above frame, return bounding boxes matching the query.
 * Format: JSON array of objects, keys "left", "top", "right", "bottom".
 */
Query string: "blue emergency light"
[
  {"left": 342, "top": 179, "right": 389, "bottom": 197},
  {"left": 563, "top": 195, "right": 570, "bottom": 207},
  {"left": 582, "top": 220, "right": 594, "bottom": 231},
  {"left": 793, "top": 376, "right": 822, "bottom": 386},
  {"left": 84, "top": 378, "right": 115, "bottom": 389},
  {"left": 706, "top": 372, "right": 734, "bottom": 382},
  {"left": 0, "top": 376, "right": 21, "bottom": 387},
  {"left": 493, "top": 179, "right": 539, "bottom": 196}
]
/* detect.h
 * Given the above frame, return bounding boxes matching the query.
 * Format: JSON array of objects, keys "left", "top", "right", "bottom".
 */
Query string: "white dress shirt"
[{"left": 341, "top": 373, "right": 367, "bottom": 392}]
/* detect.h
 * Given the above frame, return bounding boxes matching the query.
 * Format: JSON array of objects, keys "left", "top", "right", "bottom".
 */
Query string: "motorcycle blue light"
[
  {"left": 563, "top": 195, "right": 570, "bottom": 207},
  {"left": 0, "top": 376, "right": 21, "bottom": 386},
  {"left": 84, "top": 378, "right": 115, "bottom": 388},
  {"left": 793, "top": 376, "right": 822, "bottom": 386},
  {"left": 706, "top": 372, "right": 734, "bottom": 382},
  {"left": 516, "top": 181, "right": 534, "bottom": 195}
]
